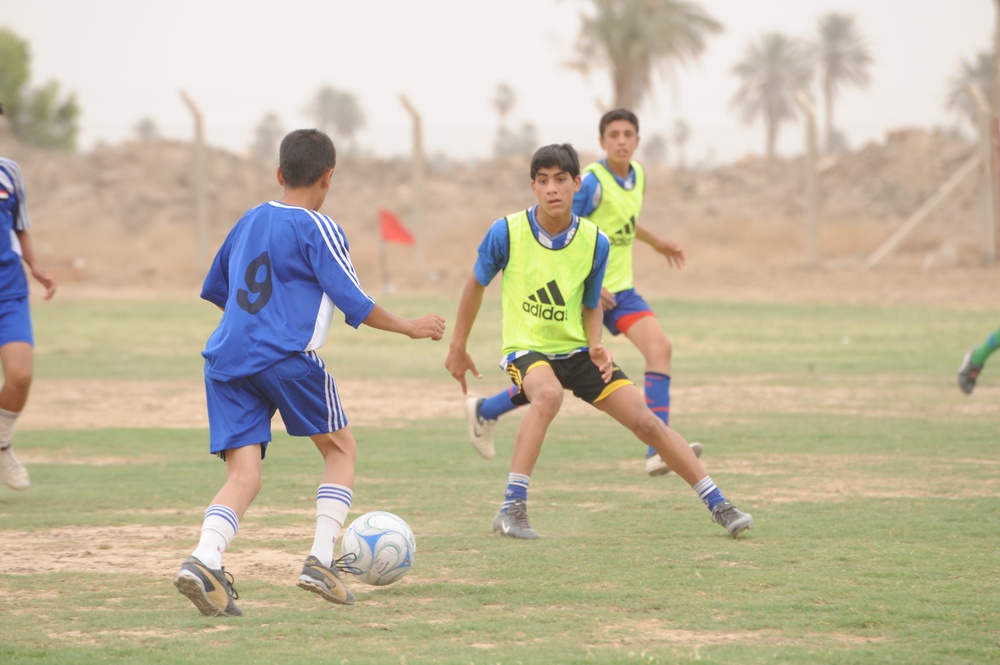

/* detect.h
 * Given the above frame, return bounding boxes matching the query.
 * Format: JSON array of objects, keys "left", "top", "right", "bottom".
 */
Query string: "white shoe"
[
  {"left": 646, "top": 442, "right": 704, "bottom": 477},
  {"left": 465, "top": 397, "right": 496, "bottom": 459},
  {"left": 0, "top": 445, "right": 30, "bottom": 490}
]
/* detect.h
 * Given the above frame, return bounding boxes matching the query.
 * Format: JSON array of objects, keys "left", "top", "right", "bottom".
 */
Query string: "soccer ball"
[{"left": 340, "top": 511, "right": 416, "bottom": 586}]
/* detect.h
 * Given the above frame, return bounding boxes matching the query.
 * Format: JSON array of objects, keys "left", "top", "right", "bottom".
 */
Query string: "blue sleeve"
[
  {"left": 574, "top": 172, "right": 600, "bottom": 218},
  {"left": 473, "top": 218, "right": 509, "bottom": 286},
  {"left": 0, "top": 160, "right": 31, "bottom": 231},
  {"left": 200, "top": 230, "right": 233, "bottom": 308},
  {"left": 582, "top": 231, "right": 610, "bottom": 309},
  {"left": 305, "top": 215, "right": 376, "bottom": 328}
]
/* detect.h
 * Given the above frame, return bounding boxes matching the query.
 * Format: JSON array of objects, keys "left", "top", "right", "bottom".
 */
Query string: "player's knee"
[
  {"left": 3, "top": 368, "right": 32, "bottom": 394},
  {"left": 337, "top": 437, "right": 357, "bottom": 462},
  {"left": 646, "top": 335, "right": 673, "bottom": 366},
  {"left": 529, "top": 384, "right": 563, "bottom": 416},
  {"left": 231, "top": 466, "right": 263, "bottom": 496},
  {"left": 631, "top": 410, "right": 663, "bottom": 442}
]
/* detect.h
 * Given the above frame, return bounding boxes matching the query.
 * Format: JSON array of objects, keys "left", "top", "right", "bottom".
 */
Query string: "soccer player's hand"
[
  {"left": 655, "top": 240, "right": 686, "bottom": 270},
  {"left": 31, "top": 265, "right": 57, "bottom": 300},
  {"left": 589, "top": 344, "right": 614, "bottom": 384},
  {"left": 410, "top": 314, "right": 446, "bottom": 341},
  {"left": 599, "top": 287, "right": 617, "bottom": 311},
  {"left": 444, "top": 347, "right": 482, "bottom": 394}
]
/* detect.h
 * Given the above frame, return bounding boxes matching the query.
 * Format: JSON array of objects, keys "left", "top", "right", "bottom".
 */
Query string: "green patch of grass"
[{"left": 3, "top": 296, "right": 999, "bottom": 663}]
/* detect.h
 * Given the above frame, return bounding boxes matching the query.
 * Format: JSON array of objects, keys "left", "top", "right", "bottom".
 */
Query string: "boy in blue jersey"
[
  {"left": 465, "top": 109, "right": 697, "bottom": 477},
  {"left": 0, "top": 101, "right": 58, "bottom": 492},
  {"left": 174, "top": 129, "right": 445, "bottom": 617},
  {"left": 445, "top": 143, "right": 752, "bottom": 540}
]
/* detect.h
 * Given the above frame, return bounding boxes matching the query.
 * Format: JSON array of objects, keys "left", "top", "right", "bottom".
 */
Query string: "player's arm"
[
  {"left": 304, "top": 216, "right": 443, "bottom": 337},
  {"left": 201, "top": 227, "right": 236, "bottom": 308},
  {"left": 14, "top": 230, "right": 56, "bottom": 300},
  {"left": 585, "top": 231, "right": 612, "bottom": 381},
  {"left": 573, "top": 172, "right": 599, "bottom": 218},
  {"left": 444, "top": 220, "right": 505, "bottom": 393},
  {"left": 362, "top": 304, "right": 445, "bottom": 340},
  {"left": 444, "top": 272, "right": 486, "bottom": 394},
  {"left": 635, "top": 226, "right": 685, "bottom": 269},
  {"left": 584, "top": 304, "right": 613, "bottom": 383}
]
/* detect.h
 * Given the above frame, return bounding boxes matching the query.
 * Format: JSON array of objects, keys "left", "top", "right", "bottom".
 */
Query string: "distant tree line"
[
  {"left": 0, "top": 28, "right": 80, "bottom": 151},
  {"left": 5, "top": 4, "right": 997, "bottom": 162}
]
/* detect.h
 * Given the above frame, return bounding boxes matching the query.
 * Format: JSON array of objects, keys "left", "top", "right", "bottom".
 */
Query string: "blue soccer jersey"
[
  {"left": 0, "top": 157, "right": 31, "bottom": 300},
  {"left": 201, "top": 201, "right": 376, "bottom": 380}
]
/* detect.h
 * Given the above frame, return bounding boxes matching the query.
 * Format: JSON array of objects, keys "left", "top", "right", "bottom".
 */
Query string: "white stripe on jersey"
[
  {"left": 265, "top": 202, "right": 365, "bottom": 293},
  {"left": 306, "top": 293, "right": 334, "bottom": 352},
  {"left": 287, "top": 205, "right": 365, "bottom": 293},
  {"left": 0, "top": 158, "right": 31, "bottom": 231}
]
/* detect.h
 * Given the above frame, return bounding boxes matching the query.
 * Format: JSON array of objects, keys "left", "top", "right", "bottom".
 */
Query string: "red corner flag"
[{"left": 378, "top": 208, "right": 415, "bottom": 246}]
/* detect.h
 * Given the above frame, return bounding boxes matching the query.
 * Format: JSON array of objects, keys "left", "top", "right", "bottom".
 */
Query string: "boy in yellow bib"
[
  {"left": 445, "top": 144, "right": 752, "bottom": 539},
  {"left": 466, "top": 109, "right": 698, "bottom": 477}
]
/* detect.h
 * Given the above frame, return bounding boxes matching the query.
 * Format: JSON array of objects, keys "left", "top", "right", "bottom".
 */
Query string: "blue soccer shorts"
[
  {"left": 0, "top": 297, "right": 33, "bottom": 346},
  {"left": 602, "top": 288, "right": 657, "bottom": 336},
  {"left": 205, "top": 352, "right": 348, "bottom": 458}
]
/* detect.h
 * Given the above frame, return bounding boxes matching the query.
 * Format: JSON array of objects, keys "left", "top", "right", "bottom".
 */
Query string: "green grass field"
[{"left": 1, "top": 296, "right": 998, "bottom": 664}]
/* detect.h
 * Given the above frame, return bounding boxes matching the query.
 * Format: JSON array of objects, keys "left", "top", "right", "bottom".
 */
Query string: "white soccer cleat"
[
  {"left": 646, "top": 442, "right": 704, "bottom": 477},
  {"left": 0, "top": 445, "right": 30, "bottom": 491},
  {"left": 465, "top": 396, "right": 497, "bottom": 459}
]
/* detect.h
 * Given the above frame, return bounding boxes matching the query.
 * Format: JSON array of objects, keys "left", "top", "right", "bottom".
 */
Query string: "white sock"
[
  {"left": 310, "top": 484, "right": 352, "bottom": 567},
  {"left": 192, "top": 504, "right": 239, "bottom": 570},
  {"left": 0, "top": 408, "right": 19, "bottom": 450}
]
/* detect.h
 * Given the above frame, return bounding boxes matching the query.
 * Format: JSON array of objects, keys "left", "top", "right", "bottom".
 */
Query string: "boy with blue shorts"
[
  {"left": 445, "top": 143, "right": 752, "bottom": 540},
  {"left": 0, "top": 101, "right": 58, "bottom": 492},
  {"left": 465, "top": 109, "right": 698, "bottom": 477},
  {"left": 174, "top": 129, "right": 445, "bottom": 617}
]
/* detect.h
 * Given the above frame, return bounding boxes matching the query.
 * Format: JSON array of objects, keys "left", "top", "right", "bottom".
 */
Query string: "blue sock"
[
  {"left": 693, "top": 476, "right": 726, "bottom": 511},
  {"left": 481, "top": 386, "right": 523, "bottom": 421},
  {"left": 644, "top": 372, "right": 671, "bottom": 458},
  {"left": 501, "top": 473, "right": 530, "bottom": 512}
]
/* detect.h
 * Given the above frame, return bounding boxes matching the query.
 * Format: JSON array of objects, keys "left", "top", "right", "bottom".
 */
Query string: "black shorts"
[{"left": 506, "top": 351, "right": 633, "bottom": 404}]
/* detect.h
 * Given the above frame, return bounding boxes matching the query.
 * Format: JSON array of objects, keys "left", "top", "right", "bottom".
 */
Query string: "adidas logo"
[
  {"left": 523, "top": 280, "right": 567, "bottom": 320},
  {"left": 611, "top": 219, "right": 635, "bottom": 247}
]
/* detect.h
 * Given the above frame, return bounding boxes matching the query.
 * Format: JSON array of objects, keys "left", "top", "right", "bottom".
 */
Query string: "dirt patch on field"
[
  {"left": 2, "top": 448, "right": 996, "bottom": 583},
  {"left": 16, "top": 371, "right": 999, "bottom": 433}
]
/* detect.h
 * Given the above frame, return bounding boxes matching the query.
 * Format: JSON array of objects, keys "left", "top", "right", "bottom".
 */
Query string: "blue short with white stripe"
[
  {"left": 205, "top": 351, "right": 347, "bottom": 458},
  {"left": 0, "top": 296, "right": 33, "bottom": 346}
]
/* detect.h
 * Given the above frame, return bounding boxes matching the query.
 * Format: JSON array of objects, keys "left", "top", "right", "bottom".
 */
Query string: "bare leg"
[
  {"left": 0, "top": 342, "right": 34, "bottom": 490},
  {"left": 311, "top": 426, "right": 357, "bottom": 488},
  {"left": 594, "top": 384, "right": 707, "bottom": 486},
  {"left": 509, "top": 365, "right": 563, "bottom": 476},
  {"left": 0, "top": 342, "right": 33, "bottom": 413},
  {"left": 210, "top": 445, "right": 264, "bottom": 520},
  {"left": 624, "top": 316, "right": 672, "bottom": 376}
]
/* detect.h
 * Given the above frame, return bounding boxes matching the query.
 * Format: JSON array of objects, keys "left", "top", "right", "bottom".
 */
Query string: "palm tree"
[
  {"left": 133, "top": 117, "right": 159, "bottom": 142},
  {"left": 641, "top": 133, "right": 668, "bottom": 166},
  {"left": 946, "top": 51, "right": 995, "bottom": 131},
  {"left": 815, "top": 13, "right": 873, "bottom": 154},
  {"left": 570, "top": 0, "right": 722, "bottom": 111},
  {"left": 493, "top": 83, "right": 516, "bottom": 130},
  {"left": 672, "top": 118, "right": 691, "bottom": 169},
  {"left": 731, "top": 33, "right": 813, "bottom": 164},
  {"left": 250, "top": 112, "right": 284, "bottom": 163},
  {"left": 306, "top": 86, "right": 365, "bottom": 151}
]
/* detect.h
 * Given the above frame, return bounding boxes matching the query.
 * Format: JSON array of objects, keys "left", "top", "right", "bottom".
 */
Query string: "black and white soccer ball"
[{"left": 340, "top": 511, "right": 416, "bottom": 586}]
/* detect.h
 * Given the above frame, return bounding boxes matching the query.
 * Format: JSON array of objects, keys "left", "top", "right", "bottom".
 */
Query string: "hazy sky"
[{"left": 2, "top": 0, "right": 994, "bottom": 164}]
